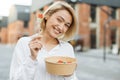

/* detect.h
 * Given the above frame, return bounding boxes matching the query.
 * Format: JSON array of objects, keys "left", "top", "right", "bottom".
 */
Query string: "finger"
[
  {"left": 30, "top": 40, "right": 42, "bottom": 47},
  {"left": 32, "top": 35, "right": 43, "bottom": 41},
  {"left": 29, "top": 42, "right": 41, "bottom": 47},
  {"left": 29, "top": 42, "right": 42, "bottom": 50}
]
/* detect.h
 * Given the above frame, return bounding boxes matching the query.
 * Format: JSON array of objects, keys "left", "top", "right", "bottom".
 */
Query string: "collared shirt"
[{"left": 9, "top": 34, "right": 77, "bottom": 80}]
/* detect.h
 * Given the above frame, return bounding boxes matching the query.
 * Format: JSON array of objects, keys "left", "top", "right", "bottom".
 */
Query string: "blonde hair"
[{"left": 40, "top": 1, "right": 77, "bottom": 41}]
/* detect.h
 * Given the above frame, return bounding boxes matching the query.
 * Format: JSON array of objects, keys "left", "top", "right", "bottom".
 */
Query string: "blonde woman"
[{"left": 10, "top": 1, "right": 78, "bottom": 80}]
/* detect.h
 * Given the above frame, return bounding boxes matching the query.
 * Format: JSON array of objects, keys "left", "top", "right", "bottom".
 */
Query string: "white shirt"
[{"left": 9, "top": 34, "right": 78, "bottom": 80}]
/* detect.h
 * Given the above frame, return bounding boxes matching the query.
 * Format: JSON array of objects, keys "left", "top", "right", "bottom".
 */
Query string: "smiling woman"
[
  {"left": 10, "top": 1, "right": 78, "bottom": 80},
  {"left": 0, "top": 0, "right": 32, "bottom": 16}
]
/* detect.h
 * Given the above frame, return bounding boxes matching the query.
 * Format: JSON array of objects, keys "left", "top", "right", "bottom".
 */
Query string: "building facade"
[
  {"left": 29, "top": 0, "right": 120, "bottom": 51},
  {"left": 0, "top": 0, "right": 120, "bottom": 53},
  {"left": 0, "top": 5, "right": 30, "bottom": 44}
]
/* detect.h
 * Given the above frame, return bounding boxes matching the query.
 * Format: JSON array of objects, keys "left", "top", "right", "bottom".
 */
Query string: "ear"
[{"left": 44, "top": 14, "right": 50, "bottom": 21}]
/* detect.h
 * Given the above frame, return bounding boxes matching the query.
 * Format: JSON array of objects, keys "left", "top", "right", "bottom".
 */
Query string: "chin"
[
  {"left": 52, "top": 35, "right": 61, "bottom": 39},
  {"left": 49, "top": 34, "right": 58, "bottom": 38}
]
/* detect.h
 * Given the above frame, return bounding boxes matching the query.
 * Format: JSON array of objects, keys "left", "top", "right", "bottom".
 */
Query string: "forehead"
[{"left": 52, "top": 10, "right": 72, "bottom": 22}]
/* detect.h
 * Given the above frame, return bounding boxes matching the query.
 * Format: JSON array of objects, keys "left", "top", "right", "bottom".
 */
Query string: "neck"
[{"left": 40, "top": 32, "right": 58, "bottom": 45}]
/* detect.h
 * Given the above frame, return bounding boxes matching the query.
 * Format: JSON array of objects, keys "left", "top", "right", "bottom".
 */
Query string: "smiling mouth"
[{"left": 53, "top": 26, "right": 61, "bottom": 34}]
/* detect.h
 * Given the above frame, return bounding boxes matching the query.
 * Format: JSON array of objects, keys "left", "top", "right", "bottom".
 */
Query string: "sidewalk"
[
  {"left": 0, "top": 45, "right": 120, "bottom": 80},
  {"left": 75, "top": 49, "right": 120, "bottom": 80}
]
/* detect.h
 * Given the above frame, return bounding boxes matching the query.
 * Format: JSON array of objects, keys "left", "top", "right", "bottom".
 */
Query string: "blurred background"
[{"left": 0, "top": 0, "right": 120, "bottom": 80}]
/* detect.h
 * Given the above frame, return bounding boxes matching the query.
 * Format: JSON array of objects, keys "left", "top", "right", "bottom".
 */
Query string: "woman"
[{"left": 10, "top": 1, "right": 78, "bottom": 80}]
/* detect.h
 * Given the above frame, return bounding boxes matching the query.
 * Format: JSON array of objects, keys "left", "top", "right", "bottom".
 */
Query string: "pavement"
[
  {"left": 0, "top": 44, "right": 14, "bottom": 80},
  {"left": 0, "top": 44, "right": 120, "bottom": 80},
  {"left": 75, "top": 49, "right": 120, "bottom": 80}
]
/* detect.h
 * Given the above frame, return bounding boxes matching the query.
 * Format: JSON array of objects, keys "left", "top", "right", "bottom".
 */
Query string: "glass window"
[
  {"left": 90, "top": 5, "right": 97, "bottom": 22},
  {"left": 111, "top": 7, "right": 116, "bottom": 19}
]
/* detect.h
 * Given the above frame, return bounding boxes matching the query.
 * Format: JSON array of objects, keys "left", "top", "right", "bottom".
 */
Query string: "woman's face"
[{"left": 44, "top": 9, "right": 72, "bottom": 39}]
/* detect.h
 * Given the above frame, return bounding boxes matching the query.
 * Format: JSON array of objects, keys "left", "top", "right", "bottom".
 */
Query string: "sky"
[{"left": 0, "top": 0, "right": 32, "bottom": 16}]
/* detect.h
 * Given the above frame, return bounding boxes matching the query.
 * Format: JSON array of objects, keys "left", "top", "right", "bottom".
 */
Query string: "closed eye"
[
  {"left": 65, "top": 23, "right": 71, "bottom": 28},
  {"left": 57, "top": 17, "right": 63, "bottom": 23}
]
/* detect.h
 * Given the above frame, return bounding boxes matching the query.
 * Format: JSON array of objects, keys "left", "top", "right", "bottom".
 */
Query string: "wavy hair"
[{"left": 40, "top": 1, "right": 77, "bottom": 41}]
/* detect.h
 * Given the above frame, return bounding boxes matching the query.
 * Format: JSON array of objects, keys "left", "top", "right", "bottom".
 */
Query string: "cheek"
[
  {"left": 46, "top": 19, "right": 56, "bottom": 27},
  {"left": 64, "top": 27, "right": 69, "bottom": 33}
]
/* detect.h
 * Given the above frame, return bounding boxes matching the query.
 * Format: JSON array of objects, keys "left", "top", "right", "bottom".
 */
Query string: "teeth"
[
  {"left": 55, "top": 29, "right": 60, "bottom": 34},
  {"left": 54, "top": 27, "right": 60, "bottom": 34}
]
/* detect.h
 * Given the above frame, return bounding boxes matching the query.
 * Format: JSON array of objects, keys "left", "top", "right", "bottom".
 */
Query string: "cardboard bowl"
[{"left": 45, "top": 56, "right": 77, "bottom": 76}]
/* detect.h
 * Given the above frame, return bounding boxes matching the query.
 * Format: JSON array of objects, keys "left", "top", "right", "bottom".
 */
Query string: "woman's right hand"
[{"left": 29, "top": 36, "right": 42, "bottom": 60}]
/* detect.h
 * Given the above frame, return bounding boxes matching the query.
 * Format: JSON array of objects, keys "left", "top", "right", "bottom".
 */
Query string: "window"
[
  {"left": 24, "top": 21, "right": 28, "bottom": 28},
  {"left": 90, "top": 5, "right": 97, "bottom": 22},
  {"left": 111, "top": 7, "right": 116, "bottom": 19}
]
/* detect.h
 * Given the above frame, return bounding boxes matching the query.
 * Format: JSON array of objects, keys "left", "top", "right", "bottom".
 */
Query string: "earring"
[{"left": 45, "top": 17, "right": 47, "bottom": 20}]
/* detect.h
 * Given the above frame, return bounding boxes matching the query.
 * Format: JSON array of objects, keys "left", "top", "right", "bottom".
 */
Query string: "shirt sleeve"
[{"left": 9, "top": 37, "right": 38, "bottom": 80}]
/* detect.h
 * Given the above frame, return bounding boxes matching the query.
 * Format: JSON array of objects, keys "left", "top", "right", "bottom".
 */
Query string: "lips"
[{"left": 53, "top": 26, "right": 61, "bottom": 34}]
